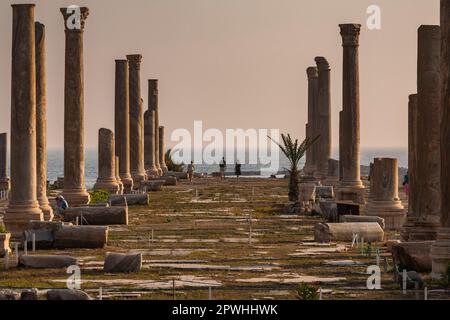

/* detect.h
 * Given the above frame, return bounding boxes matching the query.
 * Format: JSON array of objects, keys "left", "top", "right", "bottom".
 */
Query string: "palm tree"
[
  {"left": 270, "top": 134, "right": 319, "bottom": 202},
  {"left": 165, "top": 149, "right": 185, "bottom": 172}
]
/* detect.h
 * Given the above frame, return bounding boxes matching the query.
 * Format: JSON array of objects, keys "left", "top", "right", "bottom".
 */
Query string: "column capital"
[
  {"left": 127, "top": 55, "right": 143, "bottom": 70},
  {"left": 60, "top": 7, "right": 89, "bottom": 32},
  {"left": 339, "top": 24, "right": 361, "bottom": 47},
  {"left": 306, "top": 67, "right": 318, "bottom": 79},
  {"left": 315, "top": 56, "right": 331, "bottom": 71}
]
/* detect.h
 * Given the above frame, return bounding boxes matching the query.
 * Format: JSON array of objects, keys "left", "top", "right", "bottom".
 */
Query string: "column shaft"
[
  {"left": 145, "top": 109, "right": 158, "bottom": 176},
  {"left": 94, "top": 128, "right": 119, "bottom": 194},
  {"left": 149, "top": 80, "right": 162, "bottom": 176},
  {"left": 159, "top": 126, "right": 168, "bottom": 174},
  {"left": 0, "top": 133, "right": 9, "bottom": 191}
]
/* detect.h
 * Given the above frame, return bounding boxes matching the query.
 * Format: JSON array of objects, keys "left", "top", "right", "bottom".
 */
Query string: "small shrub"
[
  {"left": 296, "top": 282, "right": 319, "bottom": 300},
  {"left": 0, "top": 225, "right": 7, "bottom": 234},
  {"left": 89, "top": 190, "right": 110, "bottom": 204}
]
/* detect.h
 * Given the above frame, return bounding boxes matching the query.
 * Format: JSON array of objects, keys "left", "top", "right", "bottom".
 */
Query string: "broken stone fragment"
[
  {"left": 314, "top": 222, "right": 384, "bottom": 243},
  {"left": 104, "top": 252, "right": 142, "bottom": 273},
  {"left": 62, "top": 206, "right": 128, "bottom": 225},
  {"left": 47, "top": 289, "right": 92, "bottom": 300},
  {"left": 19, "top": 255, "right": 77, "bottom": 269},
  {"left": 109, "top": 194, "right": 149, "bottom": 206},
  {"left": 389, "top": 241, "right": 433, "bottom": 272},
  {"left": 340, "top": 215, "right": 385, "bottom": 229}
]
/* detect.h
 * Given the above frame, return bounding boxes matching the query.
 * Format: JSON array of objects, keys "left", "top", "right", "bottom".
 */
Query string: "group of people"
[{"left": 186, "top": 157, "right": 242, "bottom": 184}]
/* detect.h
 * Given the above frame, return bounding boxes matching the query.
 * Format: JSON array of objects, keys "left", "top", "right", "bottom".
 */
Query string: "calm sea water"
[{"left": 42, "top": 147, "right": 407, "bottom": 189}]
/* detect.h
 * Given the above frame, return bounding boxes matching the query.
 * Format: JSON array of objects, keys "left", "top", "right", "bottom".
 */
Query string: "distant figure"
[
  {"left": 187, "top": 161, "right": 195, "bottom": 184},
  {"left": 403, "top": 171, "right": 409, "bottom": 197},
  {"left": 55, "top": 195, "right": 69, "bottom": 217},
  {"left": 219, "top": 157, "right": 227, "bottom": 180},
  {"left": 235, "top": 161, "right": 242, "bottom": 181}
]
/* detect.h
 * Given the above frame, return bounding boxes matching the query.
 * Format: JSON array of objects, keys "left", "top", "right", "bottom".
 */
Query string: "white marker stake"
[
  {"left": 424, "top": 287, "right": 428, "bottom": 300},
  {"left": 376, "top": 253, "right": 380, "bottom": 266},
  {"left": 24, "top": 240, "right": 28, "bottom": 256},
  {"left": 75, "top": 216, "right": 79, "bottom": 226},
  {"left": 403, "top": 269, "right": 407, "bottom": 294},
  {"left": 319, "top": 288, "right": 323, "bottom": 300},
  {"left": 32, "top": 233, "right": 36, "bottom": 252},
  {"left": 4, "top": 252, "right": 9, "bottom": 270},
  {"left": 208, "top": 287, "right": 212, "bottom": 300},
  {"left": 14, "top": 243, "right": 19, "bottom": 262},
  {"left": 99, "top": 287, "right": 103, "bottom": 300}
]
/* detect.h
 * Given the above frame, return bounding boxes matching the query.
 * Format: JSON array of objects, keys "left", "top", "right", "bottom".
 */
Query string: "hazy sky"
[{"left": 0, "top": 0, "right": 439, "bottom": 149}]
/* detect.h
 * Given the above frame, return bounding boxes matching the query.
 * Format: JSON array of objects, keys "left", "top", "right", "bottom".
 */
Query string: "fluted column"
[
  {"left": 366, "top": 158, "right": 405, "bottom": 230},
  {"left": 4, "top": 4, "right": 43, "bottom": 234},
  {"left": 0, "top": 133, "right": 9, "bottom": 192},
  {"left": 35, "top": 22, "right": 53, "bottom": 221},
  {"left": 431, "top": 0, "right": 450, "bottom": 278},
  {"left": 401, "top": 94, "right": 419, "bottom": 240},
  {"left": 94, "top": 129, "right": 119, "bottom": 194},
  {"left": 336, "top": 24, "right": 365, "bottom": 204},
  {"left": 303, "top": 67, "right": 318, "bottom": 178},
  {"left": 60, "top": 7, "right": 90, "bottom": 206},
  {"left": 115, "top": 60, "right": 133, "bottom": 193},
  {"left": 314, "top": 57, "right": 332, "bottom": 180},
  {"left": 127, "top": 55, "right": 147, "bottom": 186},
  {"left": 144, "top": 109, "right": 158, "bottom": 176},
  {"left": 159, "top": 126, "right": 168, "bottom": 174},
  {"left": 149, "top": 80, "right": 162, "bottom": 176}
]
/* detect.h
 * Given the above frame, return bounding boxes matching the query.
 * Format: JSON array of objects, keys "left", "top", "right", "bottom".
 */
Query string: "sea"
[{"left": 43, "top": 147, "right": 407, "bottom": 189}]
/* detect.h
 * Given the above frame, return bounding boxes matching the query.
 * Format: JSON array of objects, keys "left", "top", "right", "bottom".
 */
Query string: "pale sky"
[{"left": 0, "top": 0, "right": 439, "bottom": 149}]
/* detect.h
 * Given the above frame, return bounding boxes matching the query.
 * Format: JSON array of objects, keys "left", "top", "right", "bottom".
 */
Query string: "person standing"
[
  {"left": 187, "top": 161, "right": 195, "bottom": 184},
  {"left": 235, "top": 161, "right": 242, "bottom": 181},
  {"left": 403, "top": 171, "right": 409, "bottom": 197},
  {"left": 219, "top": 157, "right": 227, "bottom": 180}
]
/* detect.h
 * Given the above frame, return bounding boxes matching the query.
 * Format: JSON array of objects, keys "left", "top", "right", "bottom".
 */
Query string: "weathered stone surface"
[
  {"left": 4, "top": 4, "right": 44, "bottom": 235},
  {"left": 159, "top": 126, "right": 169, "bottom": 174},
  {"left": 0, "top": 233, "right": 11, "bottom": 257},
  {"left": 340, "top": 215, "right": 385, "bottom": 229},
  {"left": 54, "top": 225, "right": 108, "bottom": 249},
  {"left": 35, "top": 22, "right": 53, "bottom": 221},
  {"left": 148, "top": 80, "right": 162, "bottom": 175},
  {"left": 0, "top": 133, "right": 9, "bottom": 192},
  {"left": 94, "top": 128, "right": 120, "bottom": 194},
  {"left": 314, "top": 222, "right": 384, "bottom": 243},
  {"left": 19, "top": 255, "right": 77, "bottom": 269},
  {"left": 141, "top": 180, "right": 164, "bottom": 191},
  {"left": 115, "top": 156, "right": 124, "bottom": 195},
  {"left": 104, "top": 252, "right": 142, "bottom": 273},
  {"left": 323, "top": 159, "right": 339, "bottom": 187},
  {"left": 23, "top": 229, "right": 54, "bottom": 249},
  {"left": 336, "top": 24, "right": 365, "bottom": 205},
  {"left": 315, "top": 186, "right": 334, "bottom": 199},
  {"left": 162, "top": 176, "right": 178, "bottom": 186},
  {"left": 166, "top": 172, "right": 188, "bottom": 180},
  {"left": 299, "top": 182, "right": 316, "bottom": 202},
  {"left": 60, "top": 7, "right": 91, "bottom": 207},
  {"left": 303, "top": 67, "right": 318, "bottom": 178},
  {"left": 109, "top": 194, "right": 149, "bottom": 206},
  {"left": 47, "top": 289, "right": 92, "bottom": 301},
  {"left": 144, "top": 109, "right": 158, "bottom": 176},
  {"left": 0, "top": 290, "right": 21, "bottom": 301},
  {"left": 20, "top": 289, "right": 38, "bottom": 300},
  {"left": 319, "top": 200, "right": 338, "bottom": 222},
  {"left": 115, "top": 60, "right": 133, "bottom": 193},
  {"left": 390, "top": 241, "right": 433, "bottom": 272},
  {"left": 62, "top": 206, "right": 128, "bottom": 225}
]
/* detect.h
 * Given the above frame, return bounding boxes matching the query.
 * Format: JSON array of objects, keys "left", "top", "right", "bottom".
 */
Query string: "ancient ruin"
[
  {"left": 0, "top": 133, "right": 9, "bottom": 192},
  {"left": 94, "top": 129, "right": 120, "bottom": 194}
]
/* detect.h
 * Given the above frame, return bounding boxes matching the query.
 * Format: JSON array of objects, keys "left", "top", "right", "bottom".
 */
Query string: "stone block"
[
  {"left": 104, "top": 252, "right": 142, "bottom": 273},
  {"left": 314, "top": 222, "right": 384, "bottom": 243},
  {"left": 19, "top": 255, "right": 77, "bottom": 269}
]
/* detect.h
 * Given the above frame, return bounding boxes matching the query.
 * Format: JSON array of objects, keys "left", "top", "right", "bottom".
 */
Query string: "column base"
[
  {"left": 400, "top": 215, "right": 416, "bottom": 241},
  {"left": 322, "top": 176, "right": 339, "bottom": 187},
  {"left": 38, "top": 197, "right": 54, "bottom": 222},
  {"left": 408, "top": 220, "right": 440, "bottom": 241},
  {"left": 3, "top": 202, "right": 43, "bottom": 236},
  {"left": 365, "top": 200, "right": 406, "bottom": 230},
  {"left": 120, "top": 176, "right": 134, "bottom": 194},
  {"left": 131, "top": 172, "right": 147, "bottom": 189},
  {"left": 336, "top": 182, "right": 365, "bottom": 205},
  {"left": 94, "top": 179, "right": 120, "bottom": 195},
  {"left": 430, "top": 228, "right": 450, "bottom": 279},
  {"left": 62, "top": 188, "right": 91, "bottom": 207},
  {"left": 0, "top": 178, "right": 10, "bottom": 191},
  {"left": 161, "top": 165, "right": 169, "bottom": 175},
  {"left": 146, "top": 167, "right": 160, "bottom": 178}
]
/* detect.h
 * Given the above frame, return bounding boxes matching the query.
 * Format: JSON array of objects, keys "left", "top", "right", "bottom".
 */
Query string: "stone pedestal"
[
  {"left": 0, "top": 133, "right": 10, "bottom": 192},
  {"left": 61, "top": 7, "right": 91, "bottom": 207},
  {"left": 144, "top": 110, "right": 158, "bottom": 177},
  {"left": 115, "top": 60, "right": 133, "bottom": 193},
  {"left": 336, "top": 24, "right": 365, "bottom": 205},
  {"left": 366, "top": 158, "right": 405, "bottom": 230},
  {"left": 127, "top": 55, "right": 147, "bottom": 186},
  {"left": 314, "top": 57, "right": 332, "bottom": 181},
  {"left": 94, "top": 129, "right": 120, "bottom": 194},
  {"left": 148, "top": 80, "right": 163, "bottom": 176},
  {"left": 4, "top": 4, "right": 43, "bottom": 235},
  {"left": 431, "top": 0, "right": 450, "bottom": 278},
  {"left": 35, "top": 22, "right": 53, "bottom": 221},
  {"left": 159, "top": 126, "right": 168, "bottom": 174}
]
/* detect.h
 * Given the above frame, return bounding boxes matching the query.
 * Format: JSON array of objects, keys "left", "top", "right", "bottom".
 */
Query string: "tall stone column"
[
  {"left": 35, "top": 22, "right": 53, "bottom": 221},
  {"left": 336, "top": 24, "right": 365, "bottom": 204},
  {"left": 4, "top": 4, "right": 43, "bottom": 234},
  {"left": 94, "top": 129, "right": 120, "bottom": 194},
  {"left": 127, "top": 55, "right": 147, "bottom": 186},
  {"left": 401, "top": 94, "right": 419, "bottom": 240},
  {"left": 60, "top": 7, "right": 90, "bottom": 206},
  {"left": 144, "top": 109, "right": 158, "bottom": 176},
  {"left": 149, "top": 80, "right": 162, "bottom": 176},
  {"left": 159, "top": 126, "right": 169, "bottom": 174},
  {"left": 431, "top": 0, "right": 450, "bottom": 278},
  {"left": 410, "top": 26, "right": 442, "bottom": 240},
  {"left": 115, "top": 156, "right": 123, "bottom": 195},
  {"left": 314, "top": 57, "right": 332, "bottom": 180},
  {"left": 338, "top": 110, "right": 343, "bottom": 182},
  {"left": 115, "top": 60, "right": 133, "bottom": 193},
  {"left": 303, "top": 67, "right": 318, "bottom": 178},
  {"left": 0, "top": 133, "right": 9, "bottom": 192},
  {"left": 366, "top": 158, "right": 405, "bottom": 230},
  {"left": 323, "top": 159, "right": 339, "bottom": 187}
]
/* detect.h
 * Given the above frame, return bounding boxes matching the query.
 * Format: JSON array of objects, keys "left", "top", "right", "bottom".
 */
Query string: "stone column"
[
  {"left": 410, "top": 26, "right": 442, "bottom": 240},
  {"left": 4, "top": 4, "right": 43, "bottom": 234},
  {"left": 94, "top": 128, "right": 120, "bottom": 194},
  {"left": 60, "top": 7, "right": 90, "bottom": 206},
  {"left": 368, "top": 162, "right": 375, "bottom": 201},
  {"left": 336, "top": 24, "right": 365, "bottom": 204},
  {"left": 323, "top": 159, "right": 339, "bottom": 187},
  {"left": 401, "top": 94, "right": 419, "bottom": 241},
  {"left": 115, "top": 60, "right": 133, "bottom": 193},
  {"left": 431, "top": 0, "right": 450, "bottom": 278},
  {"left": 127, "top": 55, "right": 147, "bottom": 186},
  {"left": 314, "top": 57, "right": 332, "bottom": 180},
  {"left": 0, "top": 133, "right": 9, "bottom": 192},
  {"left": 338, "top": 110, "right": 343, "bottom": 181},
  {"left": 35, "top": 22, "right": 53, "bottom": 221},
  {"left": 144, "top": 109, "right": 158, "bottom": 176},
  {"left": 149, "top": 80, "right": 162, "bottom": 176},
  {"left": 115, "top": 156, "right": 124, "bottom": 195},
  {"left": 303, "top": 67, "right": 318, "bottom": 178},
  {"left": 159, "top": 126, "right": 169, "bottom": 174},
  {"left": 366, "top": 158, "right": 405, "bottom": 230}
]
